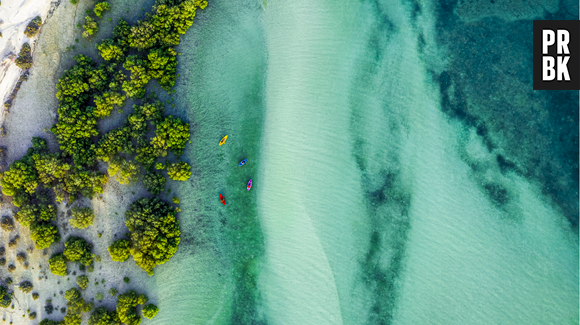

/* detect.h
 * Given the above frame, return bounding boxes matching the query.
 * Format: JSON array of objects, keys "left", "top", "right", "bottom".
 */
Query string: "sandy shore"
[
  {"left": 0, "top": 0, "right": 57, "bottom": 132},
  {"left": 0, "top": 0, "right": 162, "bottom": 324}
]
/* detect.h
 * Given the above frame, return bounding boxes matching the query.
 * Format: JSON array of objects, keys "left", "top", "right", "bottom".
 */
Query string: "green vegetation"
[
  {"left": 69, "top": 207, "right": 94, "bottom": 229},
  {"left": 39, "top": 319, "right": 62, "bottom": 325},
  {"left": 15, "top": 43, "right": 32, "bottom": 69},
  {"left": 0, "top": 285, "right": 11, "bottom": 308},
  {"left": 49, "top": 253, "right": 67, "bottom": 276},
  {"left": 95, "top": 292, "right": 104, "bottom": 300},
  {"left": 89, "top": 306, "right": 119, "bottom": 325},
  {"left": 151, "top": 116, "right": 190, "bottom": 157},
  {"left": 108, "top": 238, "right": 130, "bottom": 262},
  {"left": 108, "top": 288, "right": 117, "bottom": 296},
  {"left": 64, "top": 237, "right": 94, "bottom": 266},
  {"left": 64, "top": 287, "right": 93, "bottom": 325},
  {"left": 0, "top": 216, "right": 14, "bottom": 231},
  {"left": 29, "top": 311, "right": 37, "bottom": 319},
  {"left": 123, "top": 277, "right": 130, "bottom": 284},
  {"left": 14, "top": 203, "right": 60, "bottom": 249},
  {"left": 167, "top": 161, "right": 191, "bottom": 181},
  {"left": 142, "top": 304, "right": 159, "bottom": 319},
  {"left": 7, "top": 236, "right": 18, "bottom": 248},
  {"left": 18, "top": 281, "right": 33, "bottom": 293},
  {"left": 107, "top": 157, "right": 139, "bottom": 185},
  {"left": 82, "top": 16, "right": 99, "bottom": 39},
  {"left": 7, "top": 264, "right": 15, "bottom": 272},
  {"left": 116, "top": 290, "right": 148, "bottom": 325},
  {"left": 32, "top": 293, "right": 39, "bottom": 300},
  {"left": 0, "top": 0, "right": 207, "bottom": 320},
  {"left": 124, "top": 197, "right": 180, "bottom": 275},
  {"left": 76, "top": 275, "right": 88, "bottom": 290},
  {"left": 0, "top": 258, "right": 6, "bottom": 266},
  {"left": 93, "top": 2, "right": 111, "bottom": 18},
  {"left": 24, "top": 16, "right": 42, "bottom": 38},
  {"left": 172, "top": 196, "right": 179, "bottom": 204},
  {"left": 16, "top": 252, "right": 26, "bottom": 263},
  {"left": 143, "top": 172, "right": 166, "bottom": 194}
]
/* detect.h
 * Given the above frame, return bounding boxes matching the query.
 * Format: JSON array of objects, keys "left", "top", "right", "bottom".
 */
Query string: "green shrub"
[
  {"left": 150, "top": 116, "right": 190, "bottom": 157},
  {"left": 142, "top": 172, "right": 166, "bottom": 195},
  {"left": 15, "top": 43, "right": 33, "bottom": 69},
  {"left": 0, "top": 258, "right": 5, "bottom": 266},
  {"left": 122, "top": 55, "right": 150, "bottom": 98},
  {"left": 107, "top": 157, "right": 139, "bottom": 185},
  {"left": 95, "top": 292, "right": 104, "bottom": 300},
  {"left": 32, "top": 293, "right": 39, "bottom": 300},
  {"left": 94, "top": 92, "right": 125, "bottom": 118},
  {"left": 123, "top": 277, "right": 130, "bottom": 283},
  {"left": 18, "top": 281, "right": 33, "bottom": 293},
  {"left": 89, "top": 306, "right": 119, "bottom": 325},
  {"left": 30, "top": 223, "right": 60, "bottom": 249},
  {"left": 0, "top": 285, "right": 11, "bottom": 308},
  {"left": 134, "top": 140, "right": 157, "bottom": 168},
  {"left": 116, "top": 290, "right": 148, "bottom": 325},
  {"left": 24, "top": 16, "right": 42, "bottom": 38},
  {"left": 108, "top": 239, "right": 131, "bottom": 262},
  {"left": 76, "top": 275, "right": 88, "bottom": 290},
  {"left": 8, "top": 235, "right": 19, "bottom": 248},
  {"left": 82, "top": 16, "right": 99, "bottom": 38},
  {"left": 33, "top": 153, "right": 71, "bottom": 185},
  {"left": 63, "top": 169, "right": 108, "bottom": 199},
  {"left": 64, "top": 237, "right": 94, "bottom": 266},
  {"left": 49, "top": 253, "right": 67, "bottom": 276},
  {"left": 69, "top": 207, "right": 94, "bottom": 229},
  {"left": 1, "top": 160, "right": 38, "bottom": 196},
  {"left": 14, "top": 204, "right": 56, "bottom": 228},
  {"left": 7, "top": 264, "right": 15, "bottom": 272},
  {"left": 172, "top": 196, "right": 179, "bottom": 204},
  {"left": 93, "top": 2, "right": 111, "bottom": 18},
  {"left": 65, "top": 287, "right": 92, "bottom": 325},
  {"left": 0, "top": 216, "right": 14, "bottom": 231},
  {"left": 167, "top": 161, "right": 191, "bottom": 181},
  {"left": 16, "top": 252, "right": 26, "bottom": 263},
  {"left": 142, "top": 304, "right": 159, "bottom": 319},
  {"left": 125, "top": 197, "right": 180, "bottom": 275},
  {"left": 127, "top": 0, "right": 198, "bottom": 50},
  {"left": 28, "top": 311, "right": 37, "bottom": 320},
  {"left": 95, "top": 126, "right": 133, "bottom": 162},
  {"left": 108, "top": 288, "right": 117, "bottom": 296},
  {"left": 147, "top": 47, "right": 177, "bottom": 90},
  {"left": 97, "top": 39, "right": 125, "bottom": 61}
]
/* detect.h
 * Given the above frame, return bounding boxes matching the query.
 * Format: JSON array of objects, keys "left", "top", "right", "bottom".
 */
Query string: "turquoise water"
[{"left": 150, "top": 0, "right": 579, "bottom": 324}]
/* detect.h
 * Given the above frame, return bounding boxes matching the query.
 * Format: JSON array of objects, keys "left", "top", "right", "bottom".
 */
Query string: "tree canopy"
[
  {"left": 49, "top": 253, "right": 68, "bottom": 276},
  {"left": 125, "top": 197, "right": 180, "bottom": 275},
  {"left": 69, "top": 207, "right": 95, "bottom": 229},
  {"left": 64, "top": 236, "right": 94, "bottom": 266},
  {"left": 108, "top": 238, "right": 131, "bottom": 262},
  {"left": 167, "top": 161, "right": 191, "bottom": 181}
]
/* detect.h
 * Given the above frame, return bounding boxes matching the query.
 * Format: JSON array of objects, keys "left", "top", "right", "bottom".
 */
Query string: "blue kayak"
[{"left": 238, "top": 159, "right": 248, "bottom": 166}]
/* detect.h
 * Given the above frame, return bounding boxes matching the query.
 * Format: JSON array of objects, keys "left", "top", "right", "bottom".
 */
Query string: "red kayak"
[
  {"left": 247, "top": 179, "right": 252, "bottom": 191},
  {"left": 219, "top": 193, "right": 226, "bottom": 205}
]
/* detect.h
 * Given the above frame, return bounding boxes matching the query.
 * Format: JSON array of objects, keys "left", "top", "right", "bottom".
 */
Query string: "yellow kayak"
[{"left": 219, "top": 135, "right": 228, "bottom": 146}]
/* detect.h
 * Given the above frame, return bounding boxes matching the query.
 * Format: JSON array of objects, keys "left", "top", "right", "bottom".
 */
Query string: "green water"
[{"left": 149, "top": 0, "right": 579, "bottom": 324}]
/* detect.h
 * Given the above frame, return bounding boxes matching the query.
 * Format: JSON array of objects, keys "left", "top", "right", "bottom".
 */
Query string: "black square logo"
[{"left": 533, "top": 20, "right": 580, "bottom": 90}]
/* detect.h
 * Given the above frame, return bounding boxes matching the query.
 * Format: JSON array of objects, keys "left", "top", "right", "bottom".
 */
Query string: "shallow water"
[{"left": 157, "top": 0, "right": 579, "bottom": 324}]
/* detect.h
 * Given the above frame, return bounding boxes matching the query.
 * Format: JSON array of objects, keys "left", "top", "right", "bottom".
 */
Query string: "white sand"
[{"left": 0, "top": 0, "right": 54, "bottom": 127}]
